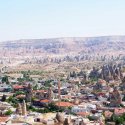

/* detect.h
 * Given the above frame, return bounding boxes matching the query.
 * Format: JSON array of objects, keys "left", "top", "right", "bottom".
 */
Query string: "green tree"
[
  {"left": 2, "top": 76, "right": 9, "bottom": 84},
  {"left": 48, "top": 102, "right": 59, "bottom": 112},
  {"left": 33, "top": 84, "right": 38, "bottom": 90},
  {"left": 1, "top": 94, "right": 6, "bottom": 102},
  {"left": 7, "top": 96, "right": 18, "bottom": 104},
  {"left": 113, "top": 115, "right": 124, "bottom": 124},
  {"left": 4, "top": 109, "right": 13, "bottom": 115},
  {"left": 14, "top": 91, "right": 25, "bottom": 96}
]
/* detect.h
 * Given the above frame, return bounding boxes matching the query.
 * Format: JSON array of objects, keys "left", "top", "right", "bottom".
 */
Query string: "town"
[
  {"left": 0, "top": 0, "right": 125, "bottom": 125},
  {"left": 0, "top": 62, "right": 125, "bottom": 125}
]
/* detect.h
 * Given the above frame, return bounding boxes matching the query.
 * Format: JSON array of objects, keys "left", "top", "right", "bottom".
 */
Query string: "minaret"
[
  {"left": 48, "top": 86, "right": 53, "bottom": 101},
  {"left": 26, "top": 84, "right": 32, "bottom": 102},
  {"left": 17, "top": 103, "right": 22, "bottom": 115},
  {"left": 58, "top": 80, "right": 61, "bottom": 107},
  {"left": 22, "top": 100, "right": 27, "bottom": 116}
]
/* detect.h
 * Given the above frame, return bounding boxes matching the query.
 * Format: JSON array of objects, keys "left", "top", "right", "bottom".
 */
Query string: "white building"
[{"left": 71, "top": 103, "right": 96, "bottom": 114}]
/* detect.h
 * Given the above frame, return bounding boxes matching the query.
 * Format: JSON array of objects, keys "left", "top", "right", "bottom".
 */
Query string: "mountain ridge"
[
  {"left": 1, "top": 35, "right": 125, "bottom": 44},
  {"left": 0, "top": 35, "right": 125, "bottom": 58}
]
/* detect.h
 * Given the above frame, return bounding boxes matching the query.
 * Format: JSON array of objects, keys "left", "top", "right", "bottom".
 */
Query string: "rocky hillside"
[
  {"left": 0, "top": 36, "right": 125, "bottom": 64},
  {"left": 0, "top": 36, "right": 125, "bottom": 55}
]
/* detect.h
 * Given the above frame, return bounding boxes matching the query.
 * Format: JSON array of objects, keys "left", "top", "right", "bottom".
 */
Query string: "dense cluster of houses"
[{"left": 0, "top": 64, "right": 125, "bottom": 124}]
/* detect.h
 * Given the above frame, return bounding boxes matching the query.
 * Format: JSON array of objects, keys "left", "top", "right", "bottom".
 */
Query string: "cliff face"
[{"left": 0, "top": 36, "right": 125, "bottom": 56}]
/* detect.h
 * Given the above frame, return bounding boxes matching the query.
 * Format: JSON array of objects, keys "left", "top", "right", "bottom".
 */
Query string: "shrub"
[{"left": 4, "top": 109, "right": 13, "bottom": 116}]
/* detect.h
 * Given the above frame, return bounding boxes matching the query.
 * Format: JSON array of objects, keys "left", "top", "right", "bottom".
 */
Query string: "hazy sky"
[{"left": 0, "top": 0, "right": 125, "bottom": 41}]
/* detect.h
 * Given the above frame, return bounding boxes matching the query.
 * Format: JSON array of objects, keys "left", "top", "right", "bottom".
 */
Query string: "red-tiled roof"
[
  {"left": 104, "top": 111, "right": 113, "bottom": 118},
  {"left": 114, "top": 108, "right": 125, "bottom": 116},
  {"left": 56, "top": 102, "right": 73, "bottom": 107},
  {"left": 97, "top": 92, "right": 105, "bottom": 96},
  {"left": 40, "top": 99, "right": 50, "bottom": 103},
  {"left": 13, "top": 85, "right": 24, "bottom": 89},
  {"left": 76, "top": 112, "right": 90, "bottom": 117},
  {"left": 0, "top": 117, "right": 9, "bottom": 123},
  {"left": 98, "top": 79, "right": 106, "bottom": 84},
  {"left": 16, "top": 94, "right": 25, "bottom": 99}
]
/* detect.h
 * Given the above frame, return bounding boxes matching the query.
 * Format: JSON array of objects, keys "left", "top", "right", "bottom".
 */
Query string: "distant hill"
[{"left": 0, "top": 36, "right": 125, "bottom": 57}]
